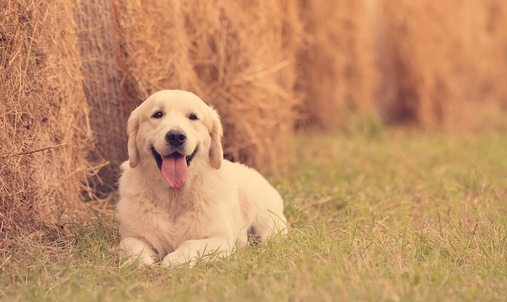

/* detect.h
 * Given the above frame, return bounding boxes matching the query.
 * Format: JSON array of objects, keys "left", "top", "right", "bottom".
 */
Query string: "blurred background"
[{"left": 1, "top": 0, "right": 507, "bottom": 233}]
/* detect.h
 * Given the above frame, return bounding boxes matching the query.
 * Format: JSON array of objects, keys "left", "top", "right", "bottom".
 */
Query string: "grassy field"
[{"left": 2, "top": 125, "right": 507, "bottom": 301}]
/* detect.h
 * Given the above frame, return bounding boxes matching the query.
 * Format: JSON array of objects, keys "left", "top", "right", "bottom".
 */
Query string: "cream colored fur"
[{"left": 116, "top": 90, "right": 287, "bottom": 266}]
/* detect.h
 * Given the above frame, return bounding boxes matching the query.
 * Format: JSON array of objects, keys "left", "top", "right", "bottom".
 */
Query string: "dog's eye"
[
  {"left": 188, "top": 113, "right": 198, "bottom": 121},
  {"left": 152, "top": 111, "right": 163, "bottom": 119}
]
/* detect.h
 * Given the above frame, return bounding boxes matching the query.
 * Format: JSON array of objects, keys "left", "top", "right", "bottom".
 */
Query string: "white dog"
[{"left": 116, "top": 90, "right": 287, "bottom": 266}]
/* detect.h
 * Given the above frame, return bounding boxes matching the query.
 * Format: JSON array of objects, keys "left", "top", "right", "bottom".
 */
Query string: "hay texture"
[
  {"left": 4, "top": 0, "right": 507, "bottom": 236},
  {"left": 377, "top": 0, "right": 507, "bottom": 128},
  {"left": 297, "top": 0, "right": 378, "bottom": 129},
  {"left": 0, "top": 0, "right": 93, "bottom": 235},
  {"left": 111, "top": 0, "right": 303, "bottom": 173},
  {"left": 75, "top": 0, "right": 128, "bottom": 185}
]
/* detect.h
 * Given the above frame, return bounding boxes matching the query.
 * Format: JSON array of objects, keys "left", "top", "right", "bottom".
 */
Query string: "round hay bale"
[
  {"left": 296, "top": 0, "right": 378, "bottom": 130},
  {"left": 377, "top": 0, "right": 507, "bottom": 128},
  {"left": 74, "top": 0, "right": 129, "bottom": 188},
  {"left": 181, "top": 0, "right": 303, "bottom": 172},
  {"left": 0, "top": 0, "right": 93, "bottom": 236}
]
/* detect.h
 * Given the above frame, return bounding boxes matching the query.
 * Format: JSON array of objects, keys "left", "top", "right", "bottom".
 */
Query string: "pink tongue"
[{"left": 161, "top": 156, "right": 187, "bottom": 188}]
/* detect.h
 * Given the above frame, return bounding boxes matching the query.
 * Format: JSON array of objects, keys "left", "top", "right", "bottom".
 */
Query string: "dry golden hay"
[
  {"left": 183, "top": 0, "right": 303, "bottom": 172},
  {"left": 4, "top": 0, "right": 507, "bottom": 239},
  {"left": 111, "top": 0, "right": 303, "bottom": 173},
  {"left": 0, "top": 0, "right": 94, "bottom": 236},
  {"left": 74, "top": 0, "right": 129, "bottom": 186},
  {"left": 296, "top": 0, "right": 378, "bottom": 130},
  {"left": 377, "top": 0, "right": 507, "bottom": 129}
]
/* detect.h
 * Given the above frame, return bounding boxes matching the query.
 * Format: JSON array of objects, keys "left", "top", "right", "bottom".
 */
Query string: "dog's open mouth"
[{"left": 151, "top": 147, "right": 197, "bottom": 189}]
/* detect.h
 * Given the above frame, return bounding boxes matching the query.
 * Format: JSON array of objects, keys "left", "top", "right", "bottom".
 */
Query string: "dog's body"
[{"left": 116, "top": 90, "right": 286, "bottom": 266}]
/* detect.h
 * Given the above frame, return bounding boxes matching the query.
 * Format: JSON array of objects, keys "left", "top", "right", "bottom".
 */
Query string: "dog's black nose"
[{"left": 166, "top": 130, "right": 187, "bottom": 148}]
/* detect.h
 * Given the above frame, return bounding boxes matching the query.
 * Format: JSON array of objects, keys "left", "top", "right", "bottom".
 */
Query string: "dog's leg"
[
  {"left": 119, "top": 237, "right": 156, "bottom": 265},
  {"left": 161, "top": 237, "right": 231, "bottom": 267},
  {"left": 253, "top": 209, "right": 288, "bottom": 241}
]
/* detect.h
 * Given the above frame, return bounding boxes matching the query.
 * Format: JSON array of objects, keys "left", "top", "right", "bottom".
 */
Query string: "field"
[{"left": 2, "top": 125, "right": 507, "bottom": 301}]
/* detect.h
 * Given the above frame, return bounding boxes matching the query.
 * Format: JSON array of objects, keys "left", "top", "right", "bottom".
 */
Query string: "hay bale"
[
  {"left": 377, "top": 0, "right": 507, "bottom": 128},
  {"left": 377, "top": 0, "right": 467, "bottom": 125},
  {"left": 477, "top": 0, "right": 507, "bottom": 98},
  {"left": 183, "top": 0, "right": 303, "bottom": 171},
  {"left": 111, "top": 0, "right": 303, "bottom": 173},
  {"left": 0, "top": 0, "right": 93, "bottom": 235},
  {"left": 75, "top": 0, "right": 129, "bottom": 186},
  {"left": 297, "top": 0, "right": 378, "bottom": 129}
]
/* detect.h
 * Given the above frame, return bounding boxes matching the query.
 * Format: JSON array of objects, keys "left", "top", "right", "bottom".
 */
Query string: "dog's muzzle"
[{"left": 151, "top": 147, "right": 197, "bottom": 170}]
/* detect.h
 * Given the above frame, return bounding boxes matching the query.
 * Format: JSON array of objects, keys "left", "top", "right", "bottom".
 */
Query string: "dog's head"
[{"left": 126, "top": 90, "right": 223, "bottom": 189}]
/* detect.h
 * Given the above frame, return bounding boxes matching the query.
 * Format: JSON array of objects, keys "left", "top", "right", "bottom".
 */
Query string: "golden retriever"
[{"left": 116, "top": 90, "right": 287, "bottom": 266}]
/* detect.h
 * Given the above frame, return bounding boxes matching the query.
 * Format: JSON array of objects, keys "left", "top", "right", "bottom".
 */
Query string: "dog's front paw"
[
  {"left": 161, "top": 251, "right": 195, "bottom": 267},
  {"left": 139, "top": 254, "right": 156, "bottom": 266},
  {"left": 121, "top": 252, "right": 155, "bottom": 266},
  {"left": 119, "top": 237, "right": 157, "bottom": 266}
]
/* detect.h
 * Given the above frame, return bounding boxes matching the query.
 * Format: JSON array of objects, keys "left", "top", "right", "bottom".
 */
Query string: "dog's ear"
[
  {"left": 209, "top": 106, "right": 223, "bottom": 169},
  {"left": 127, "top": 108, "right": 140, "bottom": 168}
]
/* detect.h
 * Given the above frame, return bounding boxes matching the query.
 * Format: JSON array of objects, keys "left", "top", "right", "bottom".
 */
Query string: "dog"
[{"left": 116, "top": 90, "right": 287, "bottom": 266}]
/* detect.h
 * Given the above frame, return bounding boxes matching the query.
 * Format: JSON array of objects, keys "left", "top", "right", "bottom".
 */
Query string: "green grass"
[{"left": 2, "top": 126, "right": 507, "bottom": 301}]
